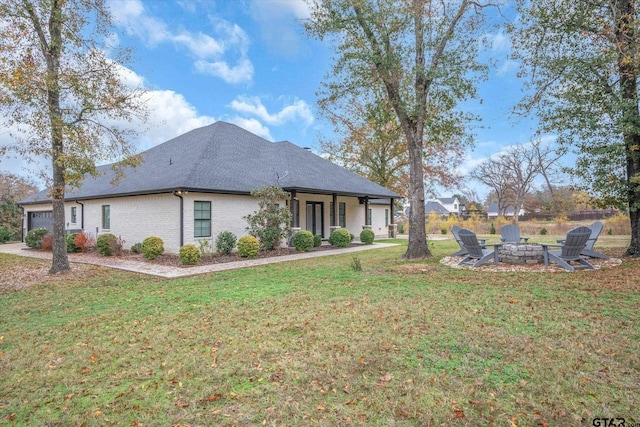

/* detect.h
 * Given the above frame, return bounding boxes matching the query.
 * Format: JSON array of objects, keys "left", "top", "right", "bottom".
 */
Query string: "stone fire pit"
[{"left": 498, "top": 243, "right": 544, "bottom": 265}]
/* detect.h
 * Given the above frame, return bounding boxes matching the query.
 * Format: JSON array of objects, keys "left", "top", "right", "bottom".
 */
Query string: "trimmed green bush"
[
  {"left": 96, "top": 233, "right": 119, "bottom": 256},
  {"left": 441, "top": 227, "right": 447, "bottom": 235},
  {"left": 489, "top": 223, "right": 496, "bottom": 234},
  {"left": 0, "top": 226, "right": 14, "bottom": 243},
  {"left": 329, "top": 228, "right": 351, "bottom": 248},
  {"left": 25, "top": 228, "right": 49, "bottom": 249},
  {"left": 216, "top": 231, "right": 237, "bottom": 255},
  {"left": 313, "top": 234, "right": 322, "bottom": 248},
  {"left": 179, "top": 244, "right": 201, "bottom": 265},
  {"left": 66, "top": 233, "right": 81, "bottom": 253},
  {"left": 540, "top": 227, "right": 548, "bottom": 235},
  {"left": 293, "top": 230, "right": 314, "bottom": 252},
  {"left": 237, "top": 235, "right": 260, "bottom": 258},
  {"left": 141, "top": 236, "right": 164, "bottom": 260},
  {"left": 360, "top": 228, "right": 375, "bottom": 245},
  {"left": 130, "top": 242, "right": 142, "bottom": 253}
]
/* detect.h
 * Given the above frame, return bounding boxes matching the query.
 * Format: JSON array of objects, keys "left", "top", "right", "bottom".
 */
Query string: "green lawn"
[{"left": 1, "top": 239, "right": 638, "bottom": 426}]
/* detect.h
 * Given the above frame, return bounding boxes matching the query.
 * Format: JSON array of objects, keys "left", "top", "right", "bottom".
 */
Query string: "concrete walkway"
[{"left": 0, "top": 242, "right": 400, "bottom": 279}]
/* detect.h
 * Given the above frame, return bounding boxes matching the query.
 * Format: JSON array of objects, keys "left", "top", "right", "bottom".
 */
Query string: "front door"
[{"left": 306, "top": 202, "right": 324, "bottom": 237}]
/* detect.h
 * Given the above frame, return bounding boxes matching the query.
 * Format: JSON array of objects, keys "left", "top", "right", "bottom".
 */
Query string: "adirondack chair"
[
  {"left": 557, "top": 221, "right": 608, "bottom": 259},
  {"left": 451, "top": 226, "right": 487, "bottom": 257},
  {"left": 542, "top": 226, "right": 595, "bottom": 271},
  {"left": 451, "top": 226, "right": 468, "bottom": 256},
  {"left": 458, "top": 228, "right": 500, "bottom": 267},
  {"left": 500, "top": 224, "right": 529, "bottom": 243}
]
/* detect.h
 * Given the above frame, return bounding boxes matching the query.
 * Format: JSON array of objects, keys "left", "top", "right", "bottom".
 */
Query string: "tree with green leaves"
[
  {"left": 511, "top": 0, "right": 640, "bottom": 256},
  {"left": 0, "top": 173, "right": 39, "bottom": 240},
  {"left": 244, "top": 185, "right": 292, "bottom": 251},
  {"left": 0, "top": 0, "right": 149, "bottom": 273},
  {"left": 305, "top": 0, "right": 498, "bottom": 259}
]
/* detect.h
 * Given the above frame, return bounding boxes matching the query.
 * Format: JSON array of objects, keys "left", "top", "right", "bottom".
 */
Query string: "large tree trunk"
[
  {"left": 404, "top": 130, "right": 431, "bottom": 259},
  {"left": 615, "top": 0, "right": 640, "bottom": 257},
  {"left": 46, "top": 0, "right": 70, "bottom": 274}
]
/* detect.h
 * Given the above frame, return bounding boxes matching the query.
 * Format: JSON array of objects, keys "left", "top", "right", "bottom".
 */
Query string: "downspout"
[
  {"left": 75, "top": 200, "right": 84, "bottom": 230},
  {"left": 173, "top": 191, "right": 184, "bottom": 247},
  {"left": 19, "top": 205, "right": 24, "bottom": 242}
]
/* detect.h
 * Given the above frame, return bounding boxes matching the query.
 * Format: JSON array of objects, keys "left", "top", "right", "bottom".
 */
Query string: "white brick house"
[{"left": 20, "top": 122, "right": 399, "bottom": 253}]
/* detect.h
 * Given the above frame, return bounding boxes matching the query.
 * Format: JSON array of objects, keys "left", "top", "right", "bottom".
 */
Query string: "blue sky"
[{"left": 2, "top": 0, "right": 559, "bottom": 200}]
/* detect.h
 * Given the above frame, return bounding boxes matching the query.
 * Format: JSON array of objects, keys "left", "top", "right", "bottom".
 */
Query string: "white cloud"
[
  {"left": 229, "top": 96, "right": 314, "bottom": 127},
  {"left": 249, "top": 0, "right": 310, "bottom": 56},
  {"left": 108, "top": 0, "right": 253, "bottom": 84},
  {"left": 228, "top": 117, "right": 273, "bottom": 141},
  {"left": 490, "top": 29, "right": 511, "bottom": 52}
]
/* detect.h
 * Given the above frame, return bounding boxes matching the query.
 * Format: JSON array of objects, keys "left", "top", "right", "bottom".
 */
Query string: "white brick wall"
[{"left": 22, "top": 191, "right": 393, "bottom": 252}]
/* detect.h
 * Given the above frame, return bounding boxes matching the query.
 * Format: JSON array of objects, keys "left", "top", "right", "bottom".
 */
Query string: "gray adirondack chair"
[
  {"left": 542, "top": 226, "right": 595, "bottom": 271},
  {"left": 557, "top": 221, "right": 608, "bottom": 259},
  {"left": 451, "top": 226, "right": 468, "bottom": 256},
  {"left": 500, "top": 224, "right": 529, "bottom": 243},
  {"left": 458, "top": 228, "right": 500, "bottom": 267}
]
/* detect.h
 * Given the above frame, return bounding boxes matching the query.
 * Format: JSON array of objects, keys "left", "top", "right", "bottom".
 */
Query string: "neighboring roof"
[
  {"left": 425, "top": 201, "right": 450, "bottom": 215},
  {"left": 437, "top": 197, "right": 458, "bottom": 204},
  {"left": 487, "top": 202, "right": 499, "bottom": 214},
  {"left": 20, "top": 121, "right": 400, "bottom": 204}
]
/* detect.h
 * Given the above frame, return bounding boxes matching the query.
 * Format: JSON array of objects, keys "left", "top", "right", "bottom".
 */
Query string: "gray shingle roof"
[
  {"left": 20, "top": 121, "right": 399, "bottom": 204},
  {"left": 425, "top": 201, "right": 450, "bottom": 215}
]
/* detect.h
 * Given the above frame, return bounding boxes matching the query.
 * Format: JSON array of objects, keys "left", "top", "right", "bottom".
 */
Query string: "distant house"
[
  {"left": 425, "top": 201, "right": 451, "bottom": 218},
  {"left": 19, "top": 122, "right": 399, "bottom": 252},
  {"left": 437, "top": 197, "right": 462, "bottom": 215},
  {"left": 487, "top": 202, "right": 524, "bottom": 218}
]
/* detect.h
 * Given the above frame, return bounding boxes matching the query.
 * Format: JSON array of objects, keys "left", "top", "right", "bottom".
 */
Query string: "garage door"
[{"left": 28, "top": 211, "right": 53, "bottom": 232}]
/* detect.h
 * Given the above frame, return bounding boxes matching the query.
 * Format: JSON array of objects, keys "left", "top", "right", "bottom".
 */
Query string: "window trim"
[
  {"left": 194, "top": 201, "right": 212, "bottom": 238},
  {"left": 101, "top": 205, "right": 110, "bottom": 230}
]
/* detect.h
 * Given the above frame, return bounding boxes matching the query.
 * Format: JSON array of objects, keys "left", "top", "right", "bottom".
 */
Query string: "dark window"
[
  {"left": 102, "top": 205, "right": 110, "bottom": 229},
  {"left": 330, "top": 202, "right": 346, "bottom": 227},
  {"left": 71, "top": 207, "right": 77, "bottom": 224},
  {"left": 367, "top": 208, "right": 372, "bottom": 226},
  {"left": 194, "top": 201, "right": 211, "bottom": 237}
]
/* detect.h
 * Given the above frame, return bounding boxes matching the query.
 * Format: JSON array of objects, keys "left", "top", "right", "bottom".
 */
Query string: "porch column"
[
  {"left": 290, "top": 190, "right": 298, "bottom": 228},
  {"left": 364, "top": 196, "right": 370, "bottom": 227},
  {"left": 390, "top": 198, "right": 394, "bottom": 221},
  {"left": 331, "top": 193, "right": 338, "bottom": 227}
]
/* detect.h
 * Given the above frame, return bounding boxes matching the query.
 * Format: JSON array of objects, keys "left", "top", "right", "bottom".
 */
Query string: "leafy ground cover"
[{"left": 0, "top": 236, "right": 638, "bottom": 426}]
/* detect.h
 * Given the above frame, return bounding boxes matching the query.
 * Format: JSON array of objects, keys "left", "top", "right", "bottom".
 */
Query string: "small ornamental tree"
[{"left": 244, "top": 185, "right": 292, "bottom": 250}]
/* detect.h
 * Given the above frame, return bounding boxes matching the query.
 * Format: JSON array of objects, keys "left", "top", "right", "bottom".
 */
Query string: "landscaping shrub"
[
  {"left": 0, "top": 226, "right": 14, "bottom": 243},
  {"left": 360, "top": 228, "right": 375, "bottom": 245},
  {"left": 74, "top": 232, "right": 93, "bottom": 253},
  {"left": 179, "top": 244, "right": 201, "bottom": 265},
  {"left": 237, "top": 235, "right": 260, "bottom": 258},
  {"left": 25, "top": 227, "right": 49, "bottom": 249},
  {"left": 66, "top": 233, "right": 81, "bottom": 252},
  {"left": 293, "top": 230, "right": 314, "bottom": 252},
  {"left": 141, "top": 236, "right": 164, "bottom": 260},
  {"left": 40, "top": 234, "right": 53, "bottom": 251},
  {"left": 540, "top": 227, "right": 548, "bottom": 235},
  {"left": 130, "top": 242, "right": 142, "bottom": 253},
  {"left": 215, "top": 231, "right": 237, "bottom": 255},
  {"left": 441, "top": 227, "right": 447, "bottom": 235},
  {"left": 329, "top": 228, "right": 351, "bottom": 248},
  {"left": 313, "top": 234, "right": 322, "bottom": 247},
  {"left": 96, "top": 233, "right": 120, "bottom": 256},
  {"left": 198, "top": 239, "right": 215, "bottom": 257},
  {"left": 489, "top": 223, "right": 496, "bottom": 234}
]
